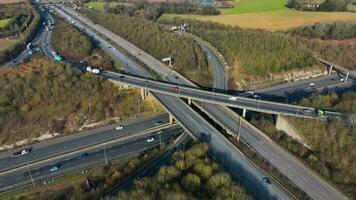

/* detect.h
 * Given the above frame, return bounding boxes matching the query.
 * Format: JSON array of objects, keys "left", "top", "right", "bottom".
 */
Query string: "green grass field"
[
  {"left": 162, "top": 0, "right": 356, "bottom": 30},
  {"left": 0, "top": 17, "right": 14, "bottom": 28},
  {"left": 221, "top": 0, "right": 287, "bottom": 15}
]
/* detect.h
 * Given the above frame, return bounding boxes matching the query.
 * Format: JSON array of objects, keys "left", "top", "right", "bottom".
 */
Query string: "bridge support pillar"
[
  {"left": 328, "top": 65, "right": 333, "bottom": 76},
  {"left": 169, "top": 114, "right": 174, "bottom": 124},
  {"left": 188, "top": 98, "right": 192, "bottom": 105},
  {"left": 141, "top": 88, "right": 147, "bottom": 100},
  {"left": 242, "top": 108, "right": 247, "bottom": 118},
  {"left": 345, "top": 73, "right": 349, "bottom": 82}
]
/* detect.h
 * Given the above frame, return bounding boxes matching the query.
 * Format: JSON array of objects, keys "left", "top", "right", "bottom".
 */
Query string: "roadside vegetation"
[
  {"left": 52, "top": 17, "right": 94, "bottom": 62},
  {"left": 0, "top": 2, "right": 40, "bottom": 64},
  {"left": 0, "top": 18, "right": 14, "bottom": 28},
  {"left": 250, "top": 92, "right": 356, "bottom": 199},
  {"left": 0, "top": 146, "right": 165, "bottom": 200},
  {"left": 80, "top": 9, "right": 212, "bottom": 87},
  {"left": 116, "top": 143, "right": 253, "bottom": 200},
  {"left": 0, "top": 58, "right": 163, "bottom": 145},
  {"left": 86, "top": 0, "right": 219, "bottom": 20},
  {"left": 159, "top": 17, "right": 315, "bottom": 87}
]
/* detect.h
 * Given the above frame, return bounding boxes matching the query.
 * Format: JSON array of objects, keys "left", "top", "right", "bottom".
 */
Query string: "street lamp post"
[
  {"left": 103, "top": 147, "right": 108, "bottom": 165},
  {"left": 27, "top": 163, "right": 35, "bottom": 188}
]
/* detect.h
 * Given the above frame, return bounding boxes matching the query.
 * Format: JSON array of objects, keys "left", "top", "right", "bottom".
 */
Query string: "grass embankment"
[
  {"left": 0, "top": 58, "right": 163, "bottom": 145},
  {"left": 250, "top": 92, "right": 356, "bottom": 199},
  {"left": 0, "top": 146, "right": 165, "bottom": 200},
  {"left": 81, "top": 9, "right": 212, "bottom": 87},
  {"left": 117, "top": 143, "right": 254, "bottom": 199},
  {"left": 161, "top": 0, "right": 356, "bottom": 31},
  {"left": 85, "top": 1, "right": 119, "bottom": 11},
  {"left": 0, "top": 39, "right": 16, "bottom": 51},
  {"left": 0, "top": 18, "right": 14, "bottom": 28}
]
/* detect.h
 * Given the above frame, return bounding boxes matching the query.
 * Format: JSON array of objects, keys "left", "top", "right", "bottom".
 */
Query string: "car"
[
  {"left": 137, "top": 53, "right": 141, "bottom": 56},
  {"left": 155, "top": 121, "right": 163, "bottom": 125},
  {"left": 171, "top": 86, "right": 180, "bottom": 91},
  {"left": 147, "top": 137, "right": 155, "bottom": 142},
  {"left": 108, "top": 46, "right": 111, "bottom": 49},
  {"left": 119, "top": 75, "right": 125, "bottom": 79},
  {"left": 115, "top": 125, "right": 123, "bottom": 130},
  {"left": 229, "top": 96, "right": 237, "bottom": 101},
  {"left": 50, "top": 164, "right": 60, "bottom": 172},
  {"left": 12, "top": 149, "right": 31, "bottom": 157},
  {"left": 303, "top": 109, "right": 312, "bottom": 113},
  {"left": 309, "top": 82, "right": 315, "bottom": 86},
  {"left": 262, "top": 177, "right": 271, "bottom": 185},
  {"left": 78, "top": 153, "right": 88, "bottom": 160},
  {"left": 340, "top": 78, "right": 344, "bottom": 82},
  {"left": 157, "top": 130, "right": 163, "bottom": 134},
  {"left": 253, "top": 94, "right": 259, "bottom": 99}
]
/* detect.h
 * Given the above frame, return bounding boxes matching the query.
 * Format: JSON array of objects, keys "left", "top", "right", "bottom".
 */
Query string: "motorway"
[
  {"left": 56, "top": 6, "right": 294, "bottom": 200},
  {"left": 57, "top": 6, "right": 349, "bottom": 200},
  {"left": 0, "top": 126, "right": 181, "bottom": 192},
  {"left": 0, "top": 114, "right": 171, "bottom": 173}
]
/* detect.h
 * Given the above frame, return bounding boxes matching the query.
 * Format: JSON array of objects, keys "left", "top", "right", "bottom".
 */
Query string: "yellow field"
[
  {"left": 0, "top": 39, "right": 16, "bottom": 50},
  {"left": 163, "top": 10, "right": 356, "bottom": 31}
]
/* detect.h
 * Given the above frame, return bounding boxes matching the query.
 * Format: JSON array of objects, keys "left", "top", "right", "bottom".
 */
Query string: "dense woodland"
[
  {"left": 159, "top": 17, "right": 315, "bottom": 82},
  {"left": 52, "top": 17, "right": 94, "bottom": 61},
  {"left": 0, "top": 59, "right": 162, "bottom": 145},
  {"left": 288, "top": 21, "right": 356, "bottom": 40},
  {"left": 251, "top": 92, "right": 356, "bottom": 198},
  {"left": 0, "top": 3, "right": 40, "bottom": 64},
  {"left": 287, "top": 0, "right": 356, "bottom": 12},
  {"left": 116, "top": 144, "right": 253, "bottom": 200},
  {"left": 81, "top": 9, "right": 212, "bottom": 86},
  {"left": 104, "top": 0, "right": 220, "bottom": 20}
]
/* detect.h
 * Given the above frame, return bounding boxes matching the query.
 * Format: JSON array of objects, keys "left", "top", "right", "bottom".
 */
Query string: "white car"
[
  {"left": 12, "top": 149, "right": 31, "bottom": 157},
  {"left": 309, "top": 82, "right": 315, "bottom": 86},
  {"left": 229, "top": 96, "right": 237, "bottom": 101},
  {"left": 147, "top": 137, "right": 155, "bottom": 142},
  {"left": 115, "top": 125, "right": 123, "bottom": 130},
  {"left": 340, "top": 78, "right": 344, "bottom": 82}
]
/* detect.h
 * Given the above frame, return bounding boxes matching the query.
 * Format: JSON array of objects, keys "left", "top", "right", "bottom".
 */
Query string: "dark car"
[
  {"left": 262, "top": 177, "right": 271, "bottom": 185},
  {"left": 78, "top": 153, "right": 88, "bottom": 160}
]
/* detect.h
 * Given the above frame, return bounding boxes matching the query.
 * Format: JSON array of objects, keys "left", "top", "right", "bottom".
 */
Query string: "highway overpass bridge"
[
  {"left": 100, "top": 71, "right": 345, "bottom": 120},
  {"left": 316, "top": 56, "right": 356, "bottom": 82}
]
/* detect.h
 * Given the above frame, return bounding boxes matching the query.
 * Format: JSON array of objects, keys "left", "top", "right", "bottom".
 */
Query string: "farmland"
[
  {"left": 161, "top": 0, "right": 356, "bottom": 31},
  {"left": 85, "top": 1, "right": 126, "bottom": 11}
]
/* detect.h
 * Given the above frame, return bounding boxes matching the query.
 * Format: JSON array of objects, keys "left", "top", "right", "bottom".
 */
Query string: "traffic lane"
[
  {"left": 0, "top": 129, "right": 180, "bottom": 192},
  {"left": 240, "top": 123, "right": 344, "bottom": 200},
  {"left": 104, "top": 72, "right": 316, "bottom": 118},
  {"left": 195, "top": 40, "right": 227, "bottom": 90},
  {"left": 0, "top": 114, "right": 170, "bottom": 170},
  {"left": 154, "top": 94, "right": 292, "bottom": 200},
  {"left": 59, "top": 8, "right": 292, "bottom": 199}
]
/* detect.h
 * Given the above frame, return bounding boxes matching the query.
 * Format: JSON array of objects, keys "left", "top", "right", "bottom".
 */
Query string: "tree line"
[
  {"left": 104, "top": 0, "right": 220, "bottom": 20},
  {"left": 81, "top": 8, "right": 212, "bottom": 86},
  {"left": 288, "top": 21, "right": 356, "bottom": 40},
  {"left": 116, "top": 143, "right": 253, "bottom": 200},
  {"left": 159, "top": 17, "right": 315, "bottom": 78},
  {"left": 287, "top": 0, "right": 356, "bottom": 12},
  {"left": 0, "top": 3, "right": 40, "bottom": 64}
]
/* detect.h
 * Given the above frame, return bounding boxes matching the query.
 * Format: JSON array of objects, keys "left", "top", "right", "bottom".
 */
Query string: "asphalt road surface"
[
  {"left": 195, "top": 39, "right": 227, "bottom": 90},
  {"left": 56, "top": 6, "right": 293, "bottom": 200},
  {"left": 0, "top": 114, "right": 171, "bottom": 172},
  {"left": 0, "top": 127, "right": 181, "bottom": 192},
  {"left": 59, "top": 6, "right": 350, "bottom": 199}
]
